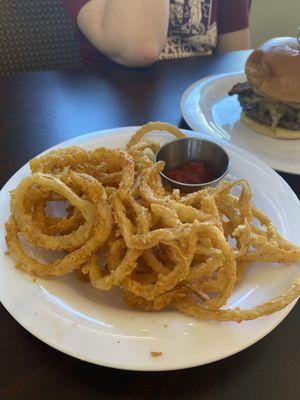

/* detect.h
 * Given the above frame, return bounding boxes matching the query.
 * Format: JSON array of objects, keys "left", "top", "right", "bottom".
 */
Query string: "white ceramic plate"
[
  {"left": 0, "top": 127, "right": 299, "bottom": 371},
  {"left": 180, "top": 72, "right": 300, "bottom": 175}
]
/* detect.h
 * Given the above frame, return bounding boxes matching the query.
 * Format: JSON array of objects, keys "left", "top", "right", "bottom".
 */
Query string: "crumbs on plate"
[{"left": 150, "top": 351, "right": 163, "bottom": 357}]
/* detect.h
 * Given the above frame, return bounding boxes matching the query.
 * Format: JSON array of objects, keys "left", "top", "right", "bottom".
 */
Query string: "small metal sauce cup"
[{"left": 155, "top": 137, "right": 230, "bottom": 192}]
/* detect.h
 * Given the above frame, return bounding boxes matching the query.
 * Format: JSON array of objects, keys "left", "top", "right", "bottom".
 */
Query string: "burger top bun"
[{"left": 245, "top": 37, "right": 300, "bottom": 104}]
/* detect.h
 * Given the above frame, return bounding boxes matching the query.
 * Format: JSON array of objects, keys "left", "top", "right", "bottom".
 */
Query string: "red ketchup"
[{"left": 166, "top": 161, "right": 215, "bottom": 184}]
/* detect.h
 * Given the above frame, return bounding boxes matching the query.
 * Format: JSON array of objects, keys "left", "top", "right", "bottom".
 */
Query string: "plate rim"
[
  {"left": 180, "top": 71, "right": 300, "bottom": 175},
  {"left": 0, "top": 126, "right": 299, "bottom": 371}
]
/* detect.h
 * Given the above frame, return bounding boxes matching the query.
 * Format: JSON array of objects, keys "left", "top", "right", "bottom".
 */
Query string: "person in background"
[{"left": 61, "top": 0, "right": 250, "bottom": 67}]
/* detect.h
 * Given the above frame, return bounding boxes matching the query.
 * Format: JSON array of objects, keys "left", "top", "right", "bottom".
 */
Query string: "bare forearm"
[
  {"left": 102, "top": 0, "right": 169, "bottom": 43},
  {"left": 78, "top": 0, "right": 169, "bottom": 66}
]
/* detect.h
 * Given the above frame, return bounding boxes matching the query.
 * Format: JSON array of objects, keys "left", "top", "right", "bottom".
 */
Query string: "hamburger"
[{"left": 229, "top": 37, "right": 300, "bottom": 139}]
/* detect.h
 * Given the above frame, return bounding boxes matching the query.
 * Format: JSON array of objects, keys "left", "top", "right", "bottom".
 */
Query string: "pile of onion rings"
[{"left": 5, "top": 122, "right": 300, "bottom": 322}]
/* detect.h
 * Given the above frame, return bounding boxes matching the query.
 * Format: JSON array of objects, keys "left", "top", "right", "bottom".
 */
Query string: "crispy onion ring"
[
  {"left": 82, "top": 249, "right": 142, "bottom": 291},
  {"left": 126, "top": 121, "right": 186, "bottom": 149},
  {"left": 123, "top": 239, "right": 196, "bottom": 301},
  {"left": 6, "top": 173, "right": 113, "bottom": 277},
  {"left": 12, "top": 173, "right": 95, "bottom": 251},
  {"left": 31, "top": 147, "right": 123, "bottom": 174},
  {"left": 5, "top": 122, "right": 300, "bottom": 323},
  {"left": 33, "top": 199, "right": 84, "bottom": 235},
  {"left": 175, "top": 279, "right": 300, "bottom": 322}
]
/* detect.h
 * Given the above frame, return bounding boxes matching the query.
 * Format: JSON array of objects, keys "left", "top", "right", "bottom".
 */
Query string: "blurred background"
[
  {"left": 251, "top": 0, "right": 300, "bottom": 46},
  {"left": 0, "top": 0, "right": 299, "bottom": 75}
]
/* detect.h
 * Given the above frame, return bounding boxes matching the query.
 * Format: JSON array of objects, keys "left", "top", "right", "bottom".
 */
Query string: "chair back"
[{"left": 0, "top": 0, "right": 82, "bottom": 76}]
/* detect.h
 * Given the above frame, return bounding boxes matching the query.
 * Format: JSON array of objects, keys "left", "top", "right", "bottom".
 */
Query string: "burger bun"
[{"left": 245, "top": 37, "right": 300, "bottom": 104}]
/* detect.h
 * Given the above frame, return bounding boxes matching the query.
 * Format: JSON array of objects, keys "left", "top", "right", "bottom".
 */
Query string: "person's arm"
[
  {"left": 77, "top": 0, "right": 169, "bottom": 67},
  {"left": 217, "top": 0, "right": 251, "bottom": 53}
]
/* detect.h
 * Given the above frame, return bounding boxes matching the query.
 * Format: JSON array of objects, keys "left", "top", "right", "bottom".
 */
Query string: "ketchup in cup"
[
  {"left": 155, "top": 137, "right": 230, "bottom": 192},
  {"left": 166, "top": 160, "right": 215, "bottom": 185}
]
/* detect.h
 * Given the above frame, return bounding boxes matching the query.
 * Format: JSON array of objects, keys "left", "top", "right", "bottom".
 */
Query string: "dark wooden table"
[{"left": 0, "top": 51, "right": 299, "bottom": 400}]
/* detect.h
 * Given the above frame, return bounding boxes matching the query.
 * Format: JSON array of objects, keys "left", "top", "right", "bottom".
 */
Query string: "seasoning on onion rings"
[
  {"left": 11, "top": 173, "right": 96, "bottom": 251},
  {"left": 4, "top": 122, "right": 300, "bottom": 323},
  {"left": 33, "top": 199, "right": 84, "bottom": 235},
  {"left": 175, "top": 279, "right": 300, "bottom": 322},
  {"left": 126, "top": 121, "right": 186, "bottom": 149},
  {"left": 6, "top": 173, "right": 113, "bottom": 277}
]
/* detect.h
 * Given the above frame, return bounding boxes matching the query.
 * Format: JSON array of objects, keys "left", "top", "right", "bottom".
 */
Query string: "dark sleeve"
[
  {"left": 217, "top": 0, "right": 249, "bottom": 35},
  {"left": 61, "top": 0, "right": 89, "bottom": 22},
  {"left": 61, "top": 0, "right": 108, "bottom": 64}
]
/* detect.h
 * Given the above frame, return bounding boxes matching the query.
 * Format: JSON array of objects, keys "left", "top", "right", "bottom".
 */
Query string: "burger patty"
[{"left": 229, "top": 82, "right": 300, "bottom": 131}]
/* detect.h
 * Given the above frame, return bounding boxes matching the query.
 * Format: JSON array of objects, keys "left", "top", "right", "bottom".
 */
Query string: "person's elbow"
[{"left": 112, "top": 42, "right": 162, "bottom": 67}]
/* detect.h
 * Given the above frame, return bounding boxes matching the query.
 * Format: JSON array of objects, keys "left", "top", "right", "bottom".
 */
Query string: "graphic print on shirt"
[{"left": 160, "top": 0, "right": 217, "bottom": 59}]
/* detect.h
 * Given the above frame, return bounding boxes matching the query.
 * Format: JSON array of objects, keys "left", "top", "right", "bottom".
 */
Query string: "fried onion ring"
[
  {"left": 126, "top": 121, "right": 186, "bottom": 149},
  {"left": 12, "top": 173, "right": 95, "bottom": 251},
  {"left": 5, "top": 122, "right": 300, "bottom": 324},
  {"left": 6, "top": 173, "right": 113, "bottom": 277}
]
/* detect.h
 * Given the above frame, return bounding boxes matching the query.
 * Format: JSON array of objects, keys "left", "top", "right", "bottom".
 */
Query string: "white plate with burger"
[{"left": 180, "top": 37, "right": 300, "bottom": 175}]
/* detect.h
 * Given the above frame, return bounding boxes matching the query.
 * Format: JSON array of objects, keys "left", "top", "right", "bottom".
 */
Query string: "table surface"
[{"left": 0, "top": 51, "right": 299, "bottom": 400}]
